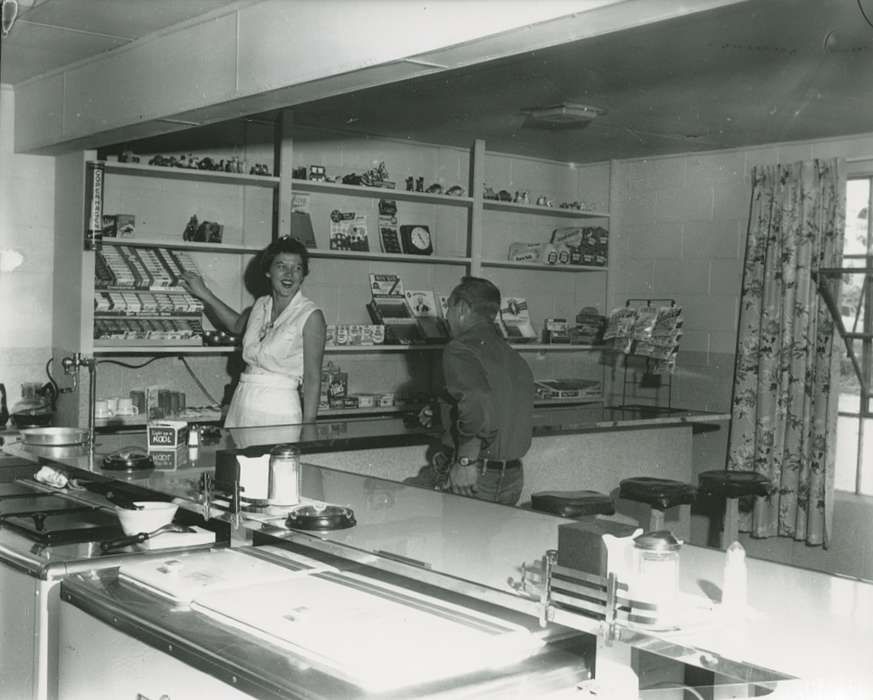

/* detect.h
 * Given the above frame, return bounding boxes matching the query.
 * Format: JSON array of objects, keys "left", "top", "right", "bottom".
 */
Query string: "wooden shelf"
[
  {"left": 97, "top": 161, "right": 280, "bottom": 188},
  {"left": 309, "top": 248, "right": 470, "bottom": 265},
  {"left": 101, "top": 237, "right": 264, "bottom": 255},
  {"left": 292, "top": 178, "right": 474, "bottom": 207},
  {"left": 534, "top": 398, "right": 603, "bottom": 407},
  {"left": 481, "top": 259, "right": 607, "bottom": 272},
  {"left": 94, "top": 345, "right": 237, "bottom": 355},
  {"left": 483, "top": 200, "right": 609, "bottom": 218},
  {"left": 511, "top": 343, "right": 605, "bottom": 352},
  {"left": 318, "top": 405, "right": 419, "bottom": 417},
  {"left": 326, "top": 344, "right": 444, "bottom": 353}
]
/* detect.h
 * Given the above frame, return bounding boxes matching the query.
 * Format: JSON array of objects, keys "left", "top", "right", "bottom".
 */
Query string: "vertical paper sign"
[{"left": 85, "top": 162, "right": 105, "bottom": 251}]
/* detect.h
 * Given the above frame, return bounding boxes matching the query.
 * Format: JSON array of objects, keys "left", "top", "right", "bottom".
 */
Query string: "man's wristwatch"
[{"left": 457, "top": 456, "right": 477, "bottom": 467}]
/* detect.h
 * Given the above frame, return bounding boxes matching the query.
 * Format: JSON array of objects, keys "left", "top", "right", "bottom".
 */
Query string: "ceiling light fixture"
[
  {"left": 1, "top": 0, "right": 18, "bottom": 37},
  {"left": 521, "top": 102, "right": 606, "bottom": 129}
]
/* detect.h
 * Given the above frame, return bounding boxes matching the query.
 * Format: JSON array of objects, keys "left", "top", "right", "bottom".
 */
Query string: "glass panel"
[
  {"left": 835, "top": 414, "right": 860, "bottom": 492},
  {"left": 845, "top": 178, "right": 870, "bottom": 257},
  {"left": 861, "top": 418, "right": 873, "bottom": 496},
  {"left": 837, "top": 179, "right": 872, "bottom": 492}
]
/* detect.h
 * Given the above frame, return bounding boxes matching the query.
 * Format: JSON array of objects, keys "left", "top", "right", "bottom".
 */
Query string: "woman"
[{"left": 181, "top": 237, "right": 326, "bottom": 427}]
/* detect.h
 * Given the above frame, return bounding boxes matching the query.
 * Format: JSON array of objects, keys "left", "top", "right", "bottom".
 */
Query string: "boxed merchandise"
[
  {"left": 543, "top": 318, "right": 570, "bottom": 344},
  {"left": 356, "top": 394, "right": 376, "bottom": 408},
  {"left": 147, "top": 420, "right": 189, "bottom": 450},
  {"left": 102, "top": 214, "right": 136, "bottom": 238}
]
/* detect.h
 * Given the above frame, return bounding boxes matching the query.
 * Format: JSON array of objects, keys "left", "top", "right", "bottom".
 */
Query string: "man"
[{"left": 430, "top": 276, "right": 535, "bottom": 505}]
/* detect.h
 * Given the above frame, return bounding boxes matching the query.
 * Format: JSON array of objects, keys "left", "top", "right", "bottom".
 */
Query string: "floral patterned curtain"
[{"left": 727, "top": 158, "right": 845, "bottom": 547}]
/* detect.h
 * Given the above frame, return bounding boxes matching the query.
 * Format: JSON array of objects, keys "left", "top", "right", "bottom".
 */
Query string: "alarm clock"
[{"left": 399, "top": 225, "right": 433, "bottom": 256}]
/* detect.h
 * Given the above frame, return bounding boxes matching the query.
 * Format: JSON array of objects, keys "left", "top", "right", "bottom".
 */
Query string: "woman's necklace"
[{"left": 260, "top": 297, "right": 289, "bottom": 341}]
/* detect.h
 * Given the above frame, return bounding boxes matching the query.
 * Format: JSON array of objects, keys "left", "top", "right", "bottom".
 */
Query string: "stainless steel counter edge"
[{"left": 59, "top": 564, "right": 594, "bottom": 700}]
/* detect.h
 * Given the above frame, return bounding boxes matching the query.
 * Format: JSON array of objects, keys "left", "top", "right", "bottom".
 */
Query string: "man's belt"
[{"left": 481, "top": 458, "right": 522, "bottom": 471}]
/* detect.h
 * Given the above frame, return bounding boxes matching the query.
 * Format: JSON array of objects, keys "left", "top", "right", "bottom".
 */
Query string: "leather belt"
[{"left": 481, "top": 458, "right": 521, "bottom": 472}]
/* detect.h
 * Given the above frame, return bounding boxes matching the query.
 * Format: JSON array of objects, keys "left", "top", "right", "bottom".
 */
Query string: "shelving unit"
[
  {"left": 68, "top": 131, "right": 612, "bottom": 428},
  {"left": 99, "top": 161, "right": 281, "bottom": 188},
  {"left": 291, "top": 178, "right": 474, "bottom": 208},
  {"left": 482, "top": 199, "right": 607, "bottom": 218},
  {"left": 480, "top": 259, "right": 606, "bottom": 272},
  {"left": 309, "top": 249, "right": 470, "bottom": 265},
  {"left": 102, "top": 238, "right": 264, "bottom": 255}
]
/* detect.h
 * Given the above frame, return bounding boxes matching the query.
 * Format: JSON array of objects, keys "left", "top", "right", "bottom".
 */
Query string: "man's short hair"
[{"left": 448, "top": 276, "right": 501, "bottom": 320}]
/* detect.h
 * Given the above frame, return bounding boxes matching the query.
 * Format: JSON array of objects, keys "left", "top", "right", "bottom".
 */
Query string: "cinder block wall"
[
  {"left": 610, "top": 135, "right": 873, "bottom": 580},
  {"left": 0, "top": 86, "right": 56, "bottom": 410}
]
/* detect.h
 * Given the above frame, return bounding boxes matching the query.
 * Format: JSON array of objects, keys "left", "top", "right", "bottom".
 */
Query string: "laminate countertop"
[{"left": 2, "top": 403, "right": 727, "bottom": 467}]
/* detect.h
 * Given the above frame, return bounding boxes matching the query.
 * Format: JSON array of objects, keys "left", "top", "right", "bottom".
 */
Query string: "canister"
[
  {"left": 632, "top": 530, "right": 682, "bottom": 626},
  {"left": 268, "top": 444, "right": 301, "bottom": 506}
]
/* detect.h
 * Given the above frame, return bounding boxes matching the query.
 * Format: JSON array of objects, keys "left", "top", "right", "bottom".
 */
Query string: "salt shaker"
[
  {"left": 268, "top": 444, "right": 301, "bottom": 506},
  {"left": 633, "top": 530, "right": 682, "bottom": 625}
]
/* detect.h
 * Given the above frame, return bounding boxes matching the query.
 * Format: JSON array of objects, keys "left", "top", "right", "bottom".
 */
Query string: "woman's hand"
[{"left": 180, "top": 271, "right": 210, "bottom": 300}]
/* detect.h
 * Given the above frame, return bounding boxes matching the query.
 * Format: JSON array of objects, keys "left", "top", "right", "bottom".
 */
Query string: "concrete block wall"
[
  {"left": 0, "top": 86, "right": 56, "bottom": 410},
  {"left": 610, "top": 134, "right": 873, "bottom": 580}
]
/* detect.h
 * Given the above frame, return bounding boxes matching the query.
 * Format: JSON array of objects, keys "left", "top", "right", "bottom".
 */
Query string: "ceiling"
[{"left": 3, "top": 0, "right": 873, "bottom": 163}]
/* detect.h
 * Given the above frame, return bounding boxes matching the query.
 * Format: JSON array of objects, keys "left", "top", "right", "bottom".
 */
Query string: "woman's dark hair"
[
  {"left": 260, "top": 236, "right": 310, "bottom": 277},
  {"left": 448, "top": 276, "right": 501, "bottom": 320}
]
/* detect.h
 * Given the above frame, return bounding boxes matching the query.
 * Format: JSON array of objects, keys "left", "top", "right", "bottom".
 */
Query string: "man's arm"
[{"left": 442, "top": 344, "right": 493, "bottom": 496}]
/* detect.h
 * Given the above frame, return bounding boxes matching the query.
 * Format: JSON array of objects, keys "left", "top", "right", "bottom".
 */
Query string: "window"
[{"left": 835, "top": 177, "right": 873, "bottom": 495}]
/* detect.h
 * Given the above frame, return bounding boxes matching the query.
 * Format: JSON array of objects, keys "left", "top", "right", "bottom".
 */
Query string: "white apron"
[{"left": 224, "top": 292, "right": 318, "bottom": 428}]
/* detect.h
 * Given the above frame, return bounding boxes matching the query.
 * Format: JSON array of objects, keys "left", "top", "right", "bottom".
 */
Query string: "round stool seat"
[
  {"left": 619, "top": 477, "right": 697, "bottom": 511},
  {"left": 530, "top": 490, "right": 615, "bottom": 518},
  {"left": 698, "top": 470, "right": 770, "bottom": 499}
]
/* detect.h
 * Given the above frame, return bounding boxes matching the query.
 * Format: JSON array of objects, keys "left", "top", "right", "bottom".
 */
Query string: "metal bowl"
[{"left": 20, "top": 426, "right": 88, "bottom": 446}]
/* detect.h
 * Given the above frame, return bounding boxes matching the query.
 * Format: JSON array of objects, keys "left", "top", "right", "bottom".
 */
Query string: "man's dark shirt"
[{"left": 439, "top": 319, "right": 535, "bottom": 462}]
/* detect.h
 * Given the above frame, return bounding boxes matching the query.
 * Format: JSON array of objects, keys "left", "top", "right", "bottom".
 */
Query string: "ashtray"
[
  {"left": 285, "top": 504, "right": 356, "bottom": 531},
  {"left": 103, "top": 448, "right": 155, "bottom": 472}
]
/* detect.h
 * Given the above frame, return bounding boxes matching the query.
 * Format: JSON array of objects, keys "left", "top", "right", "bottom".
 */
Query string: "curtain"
[{"left": 727, "top": 158, "right": 845, "bottom": 547}]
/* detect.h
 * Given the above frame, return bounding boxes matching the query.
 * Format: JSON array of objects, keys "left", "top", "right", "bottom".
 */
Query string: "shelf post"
[
  {"left": 277, "top": 109, "right": 295, "bottom": 242},
  {"left": 469, "top": 139, "right": 485, "bottom": 276}
]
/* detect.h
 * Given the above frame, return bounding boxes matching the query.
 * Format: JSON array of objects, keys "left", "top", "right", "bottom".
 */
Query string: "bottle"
[{"left": 722, "top": 540, "right": 748, "bottom": 613}]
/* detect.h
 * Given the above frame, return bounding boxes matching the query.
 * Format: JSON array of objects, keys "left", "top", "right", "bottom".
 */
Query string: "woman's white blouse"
[{"left": 242, "top": 292, "right": 318, "bottom": 381}]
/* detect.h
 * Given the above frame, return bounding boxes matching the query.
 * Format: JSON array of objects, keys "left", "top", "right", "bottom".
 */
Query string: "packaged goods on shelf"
[
  {"left": 366, "top": 273, "right": 422, "bottom": 344},
  {"left": 535, "top": 379, "right": 602, "bottom": 401},
  {"left": 508, "top": 242, "right": 544, "bottom": 263},
  {"left": 321, "top": 362, "right": 349, "bottom": 409},
  {"left": 356, "top": 394, "right": 376, "bottom": 408},
  {"left": 147, "top": 420, "right": 189, "bottom": 450},
  {"left": 571, "top": 307, "right": 606, "bottom": 344},
  {"left": 101, "top": 214, "right": 135, "bottom": 238},
  {"left": 329, "top": 210, "right": 369, "bottom": 251},
  {"left": 404, "top": 290, "right": 449, "bottom": 341},
  {"left": 498, "top": 297, "right": 538, "bottom": 342},
  {"left": 326, "top": 324, "right": 386, "bottom": 346},
  {"left": 542, "top": 318, "right": 570, "bottom": 344}
]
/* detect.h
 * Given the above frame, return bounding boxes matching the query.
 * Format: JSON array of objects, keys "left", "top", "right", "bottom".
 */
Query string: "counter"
[
  {"left": 57, "top": 545, "right": 595, "bottom": 700},
  {"left": 50, "top": 460, "right": 873, "bottom": 699},
  {"left": 3, "top": 404, "right": 727, "bottom": 511}
]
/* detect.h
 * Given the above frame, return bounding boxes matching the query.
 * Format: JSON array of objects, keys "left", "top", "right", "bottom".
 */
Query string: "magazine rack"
[{"left": 619, "top": 298, "right": 677, "bottom": 409}]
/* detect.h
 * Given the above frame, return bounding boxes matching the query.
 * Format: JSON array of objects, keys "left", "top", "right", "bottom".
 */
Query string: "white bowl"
[{"left": 115, "top": 501, "right": 179, "bottom": 535}]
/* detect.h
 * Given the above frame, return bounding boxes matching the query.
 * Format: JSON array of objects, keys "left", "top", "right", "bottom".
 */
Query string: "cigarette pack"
[{"left": 147, "top": 420, "right": 189, "bottom": 450}]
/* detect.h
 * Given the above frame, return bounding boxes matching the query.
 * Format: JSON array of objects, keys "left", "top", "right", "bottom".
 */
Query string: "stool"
[
  {"left": 618, "top": 477, "right": 697, "bottom": 535},
  {"left": 697, "top": 470, "right": 771, "bottom": 549},
  {"left": 529, "top": 490, "right": 615, "bottom": 518}
]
